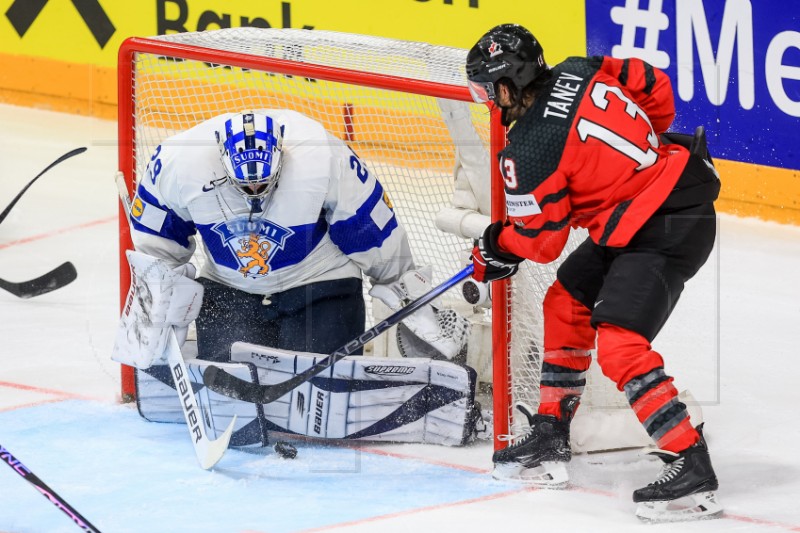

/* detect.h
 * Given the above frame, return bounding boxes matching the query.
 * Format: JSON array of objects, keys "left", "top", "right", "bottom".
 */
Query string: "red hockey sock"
[
  {"left": 597, "top": 324, "right": 699, "bottom": 452},
  {"left": 537, "top": 349, "right": 592, "bottom": 420}
]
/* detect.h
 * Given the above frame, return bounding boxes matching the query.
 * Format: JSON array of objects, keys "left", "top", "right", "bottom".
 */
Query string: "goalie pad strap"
[{"left": 232, "top": 341, "right": 478, "bottom": 446}]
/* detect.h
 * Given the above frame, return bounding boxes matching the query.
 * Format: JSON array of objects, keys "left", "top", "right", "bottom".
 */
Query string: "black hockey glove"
[{"left": 471, "top": 221, "right": 524, "bottom": 282}]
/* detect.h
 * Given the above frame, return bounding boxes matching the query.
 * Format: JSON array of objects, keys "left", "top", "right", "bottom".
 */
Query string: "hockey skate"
[
  {"left": 633, "top": 424, "right": 722, "bottom": 522},
  {"left": 491, "top": 396, "right": 579, "bottom": 487}
]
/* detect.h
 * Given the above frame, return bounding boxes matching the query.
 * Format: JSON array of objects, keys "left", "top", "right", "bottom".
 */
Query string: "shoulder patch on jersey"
[
  {"left": 131, "top": 194, "right": 168, "bottom": 232},
  {"left": 370, "top": 196, "right": 394, "bottom": 230}
]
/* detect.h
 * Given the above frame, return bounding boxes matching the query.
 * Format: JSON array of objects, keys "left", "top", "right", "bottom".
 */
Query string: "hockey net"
[{"left": 118, "top": 27, "right": 647, "bottom": 452}]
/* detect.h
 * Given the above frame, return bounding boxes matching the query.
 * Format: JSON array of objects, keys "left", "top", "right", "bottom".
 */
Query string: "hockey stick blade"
[
  {"left": 0, "top": 443, "right": 102, "bottom": 532},
  {"left": 0, "top": 261, "right": 77, "bottom": 299},
  {"left": 0, "top": 147, "right": 87, "bottom": 225},
  {"left": 203, "top": 264, "right": 475, "bottom": 404},
  {"left": 167, "top": 328, "right": 236, "bottom": 469}
]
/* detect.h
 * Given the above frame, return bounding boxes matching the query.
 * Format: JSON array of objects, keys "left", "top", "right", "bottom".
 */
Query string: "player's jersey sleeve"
[
  {"left": 598, "top": 56, "right": 675, "bottom": 134},
  {"left": 324, "top": 140, "right": 414, "bottom": 283},
  {"left": 496, "top": 157, "right": 572, "bottom": 265},
  {"left": 129, "top": 142, "right": 198, "bottom": 267}
]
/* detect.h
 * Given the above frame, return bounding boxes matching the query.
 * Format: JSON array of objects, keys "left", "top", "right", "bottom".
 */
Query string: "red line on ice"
[{"left": 0, "top": 215, "right": 116, "bottom": 250}]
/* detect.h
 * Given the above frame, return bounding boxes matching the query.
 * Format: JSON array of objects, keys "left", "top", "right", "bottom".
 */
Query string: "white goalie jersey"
[{"left": 129, "top": 109, "right": 413, "bottom": 293}]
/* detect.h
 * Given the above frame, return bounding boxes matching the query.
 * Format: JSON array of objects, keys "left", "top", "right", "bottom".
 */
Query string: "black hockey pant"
[{"left": 195, "top": 277, "right": 366, "bottom": 362}]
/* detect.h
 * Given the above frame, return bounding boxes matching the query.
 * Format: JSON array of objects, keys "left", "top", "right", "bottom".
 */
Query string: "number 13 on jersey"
[{"left": 576, "top": 82, "right": 659, "bottom": 171}]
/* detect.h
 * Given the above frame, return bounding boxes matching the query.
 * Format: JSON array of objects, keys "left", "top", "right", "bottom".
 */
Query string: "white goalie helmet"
[{"left": 216, "top": 111, "right": 284, "bottom": 199}]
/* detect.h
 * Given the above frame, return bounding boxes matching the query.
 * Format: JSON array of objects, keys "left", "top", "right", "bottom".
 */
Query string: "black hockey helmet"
[{"left": 466, "top": 24, "right": 546, "bottom": 104}]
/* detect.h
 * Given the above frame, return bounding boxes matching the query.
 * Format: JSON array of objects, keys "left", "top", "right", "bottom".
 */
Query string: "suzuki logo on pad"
[{"left": 6, "top": 0, "right": 115, "bottom": 48}]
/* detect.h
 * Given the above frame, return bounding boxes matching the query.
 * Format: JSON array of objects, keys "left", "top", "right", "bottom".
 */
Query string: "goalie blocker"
[{"left": 136, "top": 341, "right": 487, "bottom": 447}]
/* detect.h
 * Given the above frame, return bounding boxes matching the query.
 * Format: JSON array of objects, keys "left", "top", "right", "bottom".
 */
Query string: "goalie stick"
[
  {"left": 165, "top": 329, "right": 236, "bottom": 469},
  {"left": 0, "top": 443, "right": 102, "bottom": 532},
  {"left": 203, "top": 264, "right": 475, "bottom": 404},
  {"left": 0, "top": 261, "right": 77, "bottom": 299},
  {"left": 0, "top": 147, "right": 87, "bottom": 225},
  {"left": 116, "top": 172, "right": 235, "bottom": 469}
]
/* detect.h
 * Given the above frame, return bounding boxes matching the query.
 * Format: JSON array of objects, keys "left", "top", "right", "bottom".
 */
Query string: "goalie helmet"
[
  {"left": 216, "top": 111, "right": 284, "bottom": 199},
  {"left": 466, "top": 24, "right": 547, "bottom": 104}
]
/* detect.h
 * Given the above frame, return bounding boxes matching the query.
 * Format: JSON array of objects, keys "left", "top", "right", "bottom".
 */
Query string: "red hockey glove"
[{"left": 471, "top": 221, "right": 524, "bottom": 282}]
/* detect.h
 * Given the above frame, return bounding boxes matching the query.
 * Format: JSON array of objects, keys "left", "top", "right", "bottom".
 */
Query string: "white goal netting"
[{"left": 120, "top": 27, "right": 645, "bottom": 451}]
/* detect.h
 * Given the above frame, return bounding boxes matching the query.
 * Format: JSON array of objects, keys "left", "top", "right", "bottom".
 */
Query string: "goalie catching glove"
[
  {"left": 112, "top": 250, "right": 203, "bottom": 369},
  {"left": 471, "top": 221, "right": 524, "bottom": 282},
  {"left": 369, "top": 267, "right": 470, "bottom": 361}
]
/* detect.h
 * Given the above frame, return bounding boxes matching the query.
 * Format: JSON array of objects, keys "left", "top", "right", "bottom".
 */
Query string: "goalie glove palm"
[
  {"left": 370, "top": 268, "right": 468, "bottom": 360},
  {"left": 472, "top": 221, "right": 524, "bottom": 282}
]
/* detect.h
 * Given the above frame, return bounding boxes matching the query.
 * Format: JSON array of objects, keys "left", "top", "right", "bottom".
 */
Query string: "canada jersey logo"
[
  {"left": 488, "top": 41, "right": 502, "bottom": 57},
  {"left": 212, "top": 218, "right": 293, "bottom": 278}
]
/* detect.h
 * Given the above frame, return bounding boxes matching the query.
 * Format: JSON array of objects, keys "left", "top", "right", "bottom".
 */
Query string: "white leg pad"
[
  {"left": 231, "top": 341, "right": 479, "bottom": 446},
  {"left": 135, "top": 352, "right": 267, "bottom": 447}
]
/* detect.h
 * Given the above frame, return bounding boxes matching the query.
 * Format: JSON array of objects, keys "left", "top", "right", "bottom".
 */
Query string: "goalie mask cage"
[{"left": 117, "top": 28, "right": 643, "bottom": 452}]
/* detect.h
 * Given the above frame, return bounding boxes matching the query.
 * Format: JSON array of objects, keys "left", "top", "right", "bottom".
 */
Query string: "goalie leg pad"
[
  {"left": 231, "top": 342, "right": 481, "bottom": 446},
  {"left": 135, "top": 357, "right": 268, "bottom": 447}
]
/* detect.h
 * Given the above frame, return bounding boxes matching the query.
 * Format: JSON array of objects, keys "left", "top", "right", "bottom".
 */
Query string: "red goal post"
[{"left": 116, "top": 28, "right": 641, "bottom": 452}]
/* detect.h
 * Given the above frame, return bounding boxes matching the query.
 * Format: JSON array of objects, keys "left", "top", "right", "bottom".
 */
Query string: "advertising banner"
[
  {"left": 0, "top": 1, "right": 584, "bottom": 67},
  {"left": 587, "top": 0, "right": 800, "bottom": 170},
  {"left": 1, "top": 0, "right": 797, "bottom": 221}
]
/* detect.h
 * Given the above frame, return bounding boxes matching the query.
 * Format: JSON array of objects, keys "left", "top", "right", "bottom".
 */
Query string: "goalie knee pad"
[{"left": 231, "top": 341, "right": 482, "bottom": 446}]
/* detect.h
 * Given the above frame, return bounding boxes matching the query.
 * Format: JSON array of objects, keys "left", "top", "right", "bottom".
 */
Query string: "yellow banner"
[{"left": 0, "top": 0, "right": 586, "bottom": 68}]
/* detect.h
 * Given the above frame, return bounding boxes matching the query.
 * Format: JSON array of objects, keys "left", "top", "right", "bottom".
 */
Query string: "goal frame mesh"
[{"left": 116, "top": 29, "right": 638, "bottom": 452}]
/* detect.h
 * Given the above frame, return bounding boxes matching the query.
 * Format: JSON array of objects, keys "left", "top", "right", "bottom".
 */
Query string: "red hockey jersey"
[{"left": 496, "top": 56, "right": 690, "bottom": 263}]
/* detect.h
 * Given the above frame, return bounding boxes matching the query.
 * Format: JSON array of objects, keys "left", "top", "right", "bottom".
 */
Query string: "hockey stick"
[
  {"left": 203, "top": 264, "right": 475, "bottom": 404},
  {"left": 165, "top": 329, "right": 236, "bottom": 469},
  {"left": 0, "top": 443, "right": 102, "bottom": 532},
  {"left": 116, "top": 173, "right": 235, "bottom": 469},
  {"left": 0, "top": 147, "right": 87, "bottom": 225},
  {"left": 0, "top": 148, "right": 84, "bottom": 298},
  {"left": 0, "top": 261, "right": 77, "bottom": 299}
]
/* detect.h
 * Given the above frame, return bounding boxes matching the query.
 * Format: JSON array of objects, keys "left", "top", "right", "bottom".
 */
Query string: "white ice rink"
[{"left": 1, "top": 103, "right": 799, "bottom": 532}]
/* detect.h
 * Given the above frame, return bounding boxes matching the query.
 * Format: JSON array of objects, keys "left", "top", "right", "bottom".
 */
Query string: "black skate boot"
[
  {"left": 491, "top": 396, "right": 579, "bottom": 487},
  {"left": 633, "top": 424, "right": 722, "bottom": 522}
]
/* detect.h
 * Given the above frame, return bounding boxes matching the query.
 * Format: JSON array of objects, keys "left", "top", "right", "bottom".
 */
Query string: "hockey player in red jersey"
[{"left": 466, "top": 24, "right": 722, "bottom": 522}]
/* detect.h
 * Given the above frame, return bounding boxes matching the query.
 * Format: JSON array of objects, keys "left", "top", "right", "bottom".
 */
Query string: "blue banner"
[{"left": 586, "top": 0, "right": 800, "bottom": 170}]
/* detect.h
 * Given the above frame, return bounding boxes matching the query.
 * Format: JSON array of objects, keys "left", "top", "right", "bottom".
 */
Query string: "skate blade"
[
  {"left": 636, "top": 491, "right": 723, "bottom": 522},
  {"left": 492, "top": 461, "right": 568, "bottom": 488}
]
